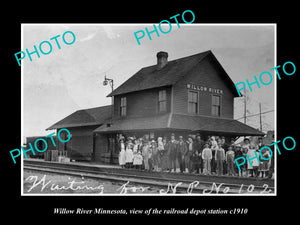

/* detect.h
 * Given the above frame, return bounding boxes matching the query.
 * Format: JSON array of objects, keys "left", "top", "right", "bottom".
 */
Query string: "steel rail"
[{"left": 23, "top": 160, "right": 274, "bottom": 194}]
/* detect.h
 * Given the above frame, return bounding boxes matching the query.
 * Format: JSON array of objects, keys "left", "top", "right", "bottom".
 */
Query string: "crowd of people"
[{"left": 118, "top": 133, "right": 273, "bottom": 179}]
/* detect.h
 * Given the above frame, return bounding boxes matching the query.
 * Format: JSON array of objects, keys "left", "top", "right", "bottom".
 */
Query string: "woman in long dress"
[
  {"left": 125, "top": 141, "right": 134, "bottom": 169},
  {"left": 247, "top": 143, "right": 259, "bottom": 177},
  {"left": 150, "top": 140, "right": 159, "bottom": 172},
  {"left": 157, "top": 137, "right": 164, "bottom": 172},
  {"left": 160, "top": 137, "right": 169, "bottom": 172},
  {"left": 142, "top": 141, "right": 150, "bottom": 171},
  {"left": 133, "top": 139, "right": 141, "bottom": 169},
  {"left": 118, "top": 139, "right": 126, "bottom": 168}
]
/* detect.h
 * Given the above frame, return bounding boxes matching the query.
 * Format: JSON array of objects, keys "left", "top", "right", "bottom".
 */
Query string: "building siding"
[
  {"left": 113, "top": 86, "right": 171, "bottom": 119},
  {"left": 172, "top": 55, "right": 234, "bottom": 119},
  {"left": 94, "top": 133, "right": 109, "bottom": 162},
  {"left": 57, "top": 126, "right": 98, "bottom": 161},
  {"left": 24, "top": 135, "right": 58, "bottom": 158}
]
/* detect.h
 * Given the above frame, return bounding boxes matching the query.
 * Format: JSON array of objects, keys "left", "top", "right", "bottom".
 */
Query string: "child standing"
[
  {"left": 202, "top": 143, "right": 212, "bottom": 175},
  {"left": 226, "top": 146, "right": 235, "bottom": 176},
  {"left": 257, "top": 139, "right": 269, "bottom": 178},
  {"left": 259, "top": 147, "right": 270, "bottom": 178},
  {"left": 118, "top": 139, "right": 126, "bottom": 168},
  {"left": 133, "top": 150, "right": 143, "bottom": 170}
]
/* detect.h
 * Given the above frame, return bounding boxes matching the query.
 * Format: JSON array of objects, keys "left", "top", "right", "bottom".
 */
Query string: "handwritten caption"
[{"left": 25, "top": 175, "right": 273, "bottom": 194}]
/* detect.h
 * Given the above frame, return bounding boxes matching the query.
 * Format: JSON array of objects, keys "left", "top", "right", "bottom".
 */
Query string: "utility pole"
[
  {"left": 103, "top": 74, "right": 114, "bottom": 113},
  {"left": 243, "top": 89, "right": 247, "bottom": 124},
  {"left": 259, "top": 102, "right": 262, "bottom": 131},
  {"left": 103, "top": 74, "right": 114, "bottom": 164}
]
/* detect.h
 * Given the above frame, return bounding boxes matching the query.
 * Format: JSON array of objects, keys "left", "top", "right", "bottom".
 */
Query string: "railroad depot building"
[{"left": 46, "top": 50, "right": 264, "bottom": 163}]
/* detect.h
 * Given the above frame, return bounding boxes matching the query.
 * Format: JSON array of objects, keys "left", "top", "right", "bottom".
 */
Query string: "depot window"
[
  {"left": 212, "top": 95, "right": 221, "bottom": 116},
  {"left": 120, "top": 97, "right": 127, "bottom": 116},
  {"left": 158, "top": 90, "right": 167, "bottom": 112},
  {"left": 188, "top": 91, "right": 198, "bottom": 114}
]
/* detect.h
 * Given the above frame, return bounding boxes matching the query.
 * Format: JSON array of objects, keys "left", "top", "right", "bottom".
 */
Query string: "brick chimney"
[{"left": 156, "top": 51, "right": 168, "bottom": 69}]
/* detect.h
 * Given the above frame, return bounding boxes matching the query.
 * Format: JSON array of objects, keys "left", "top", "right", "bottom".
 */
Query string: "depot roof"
[
  {"left": 107, "top": 50, "right": 240, "bottom": 97},
  {"left": 46, "top": 105, "right": 112, "bottom": 130},
  {"left": 94, "top": 113, "right": 264, "bottom": 136}
]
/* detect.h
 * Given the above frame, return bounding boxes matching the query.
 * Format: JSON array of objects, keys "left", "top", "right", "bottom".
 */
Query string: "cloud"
[
  {"left": 79, "top": 31, "right": 98, "bottom": 42},
  {"left": 103, "top": 26, "right": 120, "bottom": 39}
]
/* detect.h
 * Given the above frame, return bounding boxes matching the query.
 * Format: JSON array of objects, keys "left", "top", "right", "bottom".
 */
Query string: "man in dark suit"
[
  {"left": 221, "top": 136, "right": 230, "bottom": 175},
  {"left": 193, "top": 134, "right": 204, "bottom": 173},
  {"left": 168, "top": 134, "right": 178, "bottom": 173},
  {"left": 177, "top": 136, "right": 188, "bottom": 173}
]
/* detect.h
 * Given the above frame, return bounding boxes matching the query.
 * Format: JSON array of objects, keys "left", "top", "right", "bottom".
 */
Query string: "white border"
[{"left": 21, "top": 23, "right": 277, "bottom": 196}]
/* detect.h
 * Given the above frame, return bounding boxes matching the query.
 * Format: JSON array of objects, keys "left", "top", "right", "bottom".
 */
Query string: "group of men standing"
[
  {"left": 166, "top": 133, "right": 231, "bottom": 175},
  {"left": 167, "top": 134, "right": 202, "bottom": 173}
]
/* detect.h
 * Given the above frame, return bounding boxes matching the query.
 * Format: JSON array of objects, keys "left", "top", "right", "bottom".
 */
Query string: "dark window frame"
[
  {"left": 212, "top": 94, "right": 221, "bottom": 117},
  {"left": 120, "top": 96, "right": 127, "bottom": 116},
  {"left": 158, "top": 89, "right": 167, "bottom": 112},
  {"left": 188, "top": 90, "right": 199, "bottom": 114}
]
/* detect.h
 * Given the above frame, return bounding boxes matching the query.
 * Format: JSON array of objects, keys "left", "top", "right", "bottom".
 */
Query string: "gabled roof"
[
  {"left": 108, "top": 50, "right": 239, "bottom": 97},
  {"left": 46, "top": 105, "right": 112, "bottom": 130}
]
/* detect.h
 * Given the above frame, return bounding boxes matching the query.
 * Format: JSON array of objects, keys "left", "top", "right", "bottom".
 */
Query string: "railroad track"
[{"left": 23, "top": 159, "right": 275, "bottom": 194}]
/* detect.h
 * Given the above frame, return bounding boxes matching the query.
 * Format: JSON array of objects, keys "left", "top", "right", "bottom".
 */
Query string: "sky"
[{"left": 22, "top": 24, "right": 275, "bottom": 138}]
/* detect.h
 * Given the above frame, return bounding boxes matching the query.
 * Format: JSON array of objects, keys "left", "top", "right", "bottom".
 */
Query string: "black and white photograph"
[
  {"left": 21, "top": 24, "right": 276, "bottom": 195},
  {"left": 3, "top": 4, "right": 298, "bottom": 221}
]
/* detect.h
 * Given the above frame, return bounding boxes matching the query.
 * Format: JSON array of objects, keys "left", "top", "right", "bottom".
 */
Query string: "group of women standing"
[{"left": 118, "top": 136, "right": 170, "bottom": 171}]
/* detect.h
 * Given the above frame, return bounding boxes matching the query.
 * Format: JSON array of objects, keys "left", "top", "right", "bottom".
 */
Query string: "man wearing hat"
[
  {"left": 167, "top": 133, "right": 178, "bottom": 172},
  {"left": 241, "top": 138, "right": 250, "bottom": 176},
  {"left": 177, "top": 136, "right": 188, "bottom": 173},
  {"left": 221, "top": 136, "right": 230, "bottom": 175},
  {"left": 193, "top": 134, "right": 204, "bottom": 174},
  {"left": 234, "top": 144, "right": 243, "bottom": 176}
]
